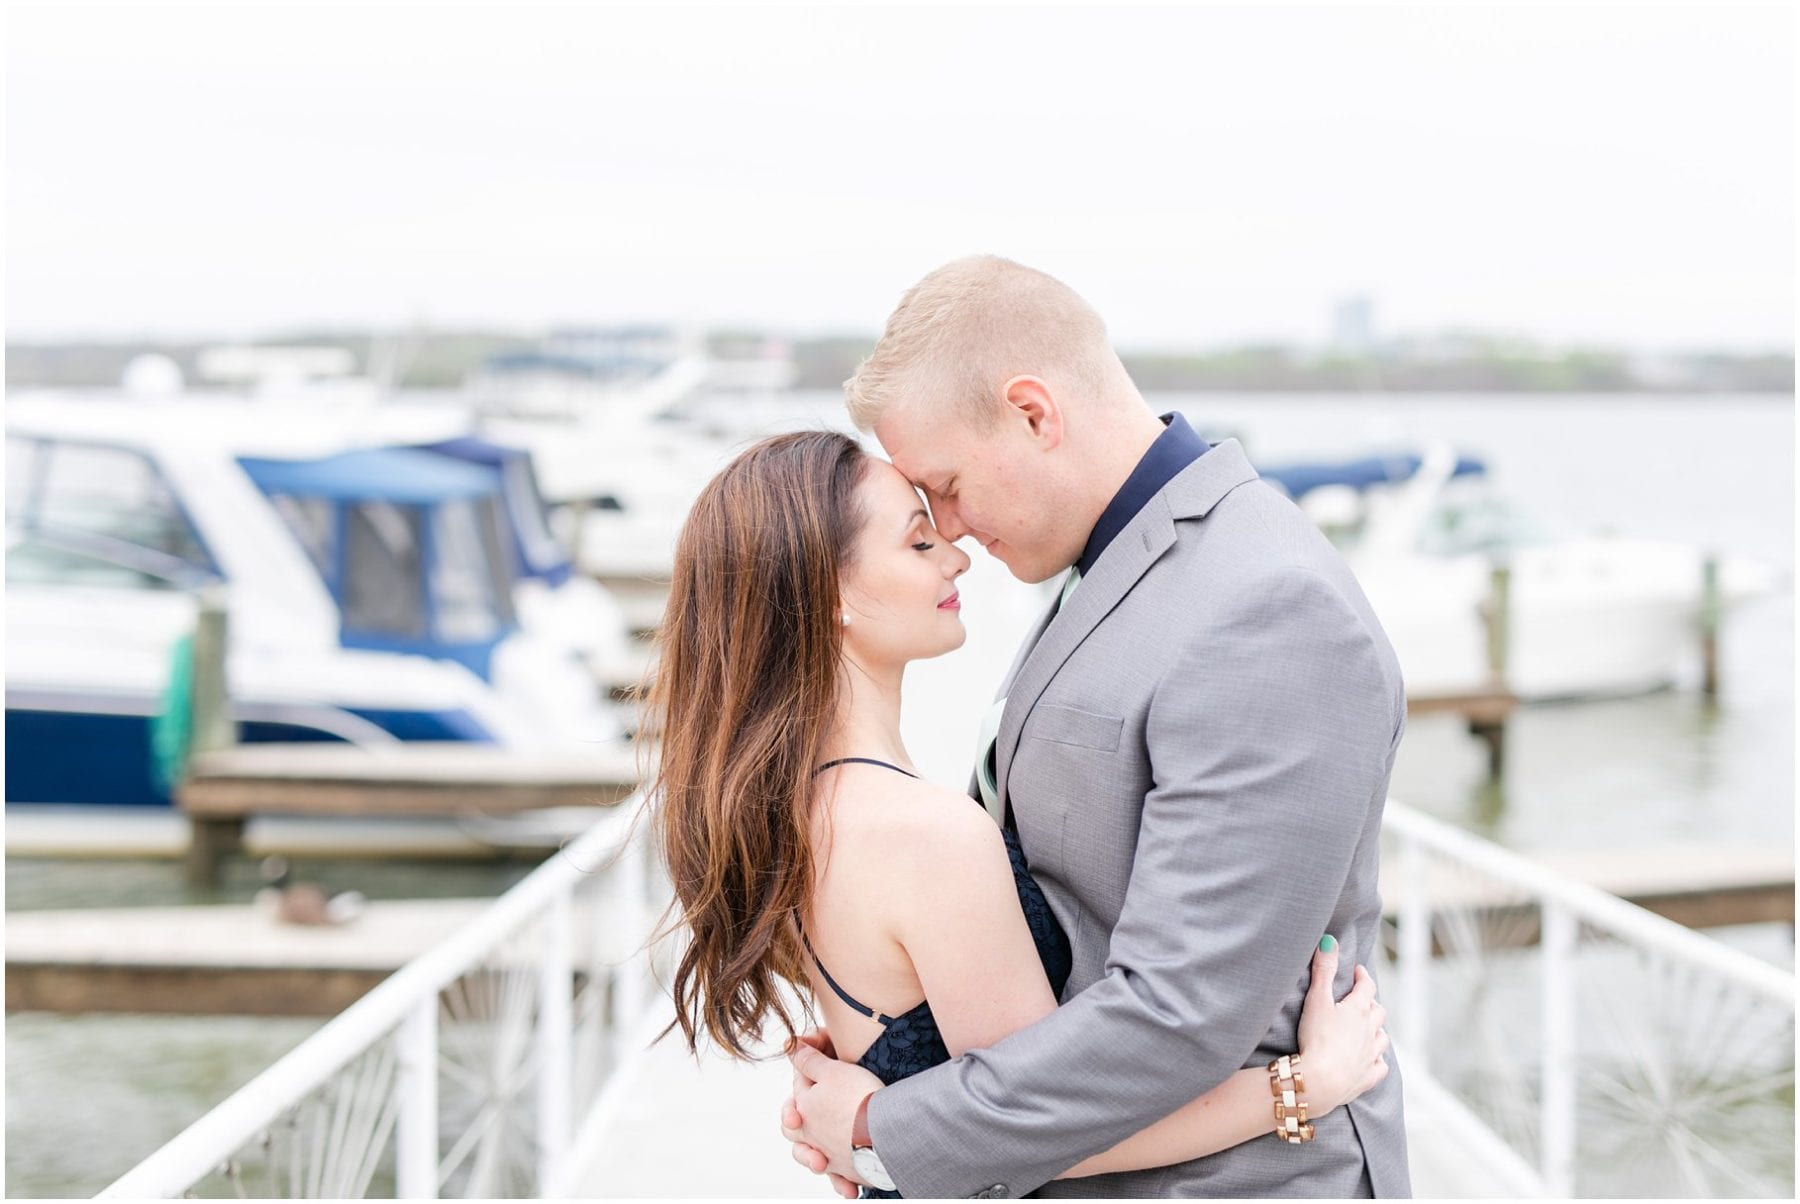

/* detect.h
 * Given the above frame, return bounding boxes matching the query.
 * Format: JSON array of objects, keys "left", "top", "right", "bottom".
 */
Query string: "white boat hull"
[{"left": 1352, "top": 537, "right": 1779, "bottom": 701}]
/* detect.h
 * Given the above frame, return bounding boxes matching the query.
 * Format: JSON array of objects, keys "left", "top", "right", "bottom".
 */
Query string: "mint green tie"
[
  {"left": 1057, "top": 565, "right": 1082, "bottom": 612},
  {"left": 977, "top": 567, "right": 1080, "bottom": 824}
]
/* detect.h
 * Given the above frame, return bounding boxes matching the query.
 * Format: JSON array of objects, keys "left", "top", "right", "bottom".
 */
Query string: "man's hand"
[
  {"left": 783, "top": 1029, "right": 857, "bottom": 1197},
  {"left": 780, "top": 1029, "right": 884, "bottom": 1198}
]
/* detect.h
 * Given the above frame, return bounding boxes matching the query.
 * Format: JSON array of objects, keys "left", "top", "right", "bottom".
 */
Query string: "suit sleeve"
[{"left": 864, "top": 565, "right": 1401, "bottom": 1199}]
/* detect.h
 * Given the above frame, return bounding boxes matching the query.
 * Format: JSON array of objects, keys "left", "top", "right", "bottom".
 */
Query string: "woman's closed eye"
[{"left": 911, "top": 540, "right": 936, "bottom": 552}]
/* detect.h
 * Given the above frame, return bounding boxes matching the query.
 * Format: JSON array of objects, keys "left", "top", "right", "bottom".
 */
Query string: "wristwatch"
[{"left": 850, "top": 1091, "right": 896, "bottom": 1193}]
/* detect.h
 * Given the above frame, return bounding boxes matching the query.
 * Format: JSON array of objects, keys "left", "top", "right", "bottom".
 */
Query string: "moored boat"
[
  {"left": 5, "top": 393, "right": 628, "bottom": 809},
  {"left": 1262, "top": 443, "right": 1780, "bottom": 699}
]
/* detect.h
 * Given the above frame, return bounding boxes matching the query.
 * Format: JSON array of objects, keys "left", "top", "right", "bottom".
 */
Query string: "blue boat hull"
[{"left": 5, "top": 705, "right": 495, "bottom": 808}]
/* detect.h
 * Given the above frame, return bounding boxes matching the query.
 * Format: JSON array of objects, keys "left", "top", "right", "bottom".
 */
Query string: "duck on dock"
[{"left": 254, "top": 856, "right": 367, "bottom": 926}]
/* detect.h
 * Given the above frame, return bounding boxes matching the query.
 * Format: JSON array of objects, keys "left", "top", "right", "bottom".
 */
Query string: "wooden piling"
[
  {"left": 1468, "top": 561, "right": 1513, "bottom": 779},
  {"left": 190, "top": 585, "right": 236, "bottom": 758},
  {"left": 1700, "top": 552, "right": 1721, "bottom": 700},
  {"left": 184, "top": 588, "right": 242, "bottom": 888}
]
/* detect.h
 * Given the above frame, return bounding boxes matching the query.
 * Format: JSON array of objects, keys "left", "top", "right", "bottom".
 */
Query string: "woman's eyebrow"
[{"left": 900, "top": 507, "right": 929, "bottom": 532}]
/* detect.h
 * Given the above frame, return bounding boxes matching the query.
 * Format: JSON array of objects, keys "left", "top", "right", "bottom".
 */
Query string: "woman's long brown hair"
[{"left": 646, "top": 430, "right": 870, "bottom": 1059}]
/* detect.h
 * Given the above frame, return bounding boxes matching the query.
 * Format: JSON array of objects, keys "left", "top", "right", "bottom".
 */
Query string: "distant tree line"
[{"left": 6, "top": 330, "right": 1791, "bottom": 394}]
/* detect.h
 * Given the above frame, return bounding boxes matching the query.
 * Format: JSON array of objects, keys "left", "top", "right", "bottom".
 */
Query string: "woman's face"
[{"left": 840, "top": 460, "right": 971, "bottom": 668}]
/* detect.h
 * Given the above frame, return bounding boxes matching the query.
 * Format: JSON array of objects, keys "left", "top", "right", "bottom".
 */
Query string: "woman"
[{"left": 648, "top": 431, "right": 1389, "bottom": 1196}]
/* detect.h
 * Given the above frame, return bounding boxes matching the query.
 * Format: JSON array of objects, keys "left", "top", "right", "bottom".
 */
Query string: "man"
[{"left": 783, "top": 256, "right": 1410, "bottom": 1198}]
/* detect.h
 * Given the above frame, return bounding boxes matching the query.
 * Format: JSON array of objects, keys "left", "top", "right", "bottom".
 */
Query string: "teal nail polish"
[{"left": 1319, "top": 934, "right": 1337, "bottom": 953}]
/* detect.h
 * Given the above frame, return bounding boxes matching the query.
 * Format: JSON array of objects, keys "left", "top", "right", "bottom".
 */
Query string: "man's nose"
[{"left": 931, "top": 499, "right": 969, "bottom": 543}]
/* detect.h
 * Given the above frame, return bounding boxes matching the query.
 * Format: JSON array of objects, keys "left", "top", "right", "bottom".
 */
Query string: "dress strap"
[
  {"left": 813, "top": 757, "right": 919, "bottom": 778},
  {"left": 801, "top": 931, "right": 898, "bottom": 1027},
  {"left": 802, "top": 755, "right": 917, "bottom": 1027}
]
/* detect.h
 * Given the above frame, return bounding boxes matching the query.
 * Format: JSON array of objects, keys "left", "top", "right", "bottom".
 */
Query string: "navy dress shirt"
[{"left": 1074, "top": 411, "right": 1210, "bottom": 578}]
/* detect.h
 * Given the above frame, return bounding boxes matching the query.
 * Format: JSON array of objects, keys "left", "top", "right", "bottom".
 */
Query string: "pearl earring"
[{"left": 841, "top": 613, "right": 851, "bottom": 626}]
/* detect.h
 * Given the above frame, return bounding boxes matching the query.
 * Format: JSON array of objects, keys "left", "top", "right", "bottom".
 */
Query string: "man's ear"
[{"left": 1001, "top": 375, "right": 1063, "bottom": 450}]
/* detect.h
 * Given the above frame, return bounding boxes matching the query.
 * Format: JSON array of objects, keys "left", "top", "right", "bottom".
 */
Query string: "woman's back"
[{"left": 804, "top": 759, "right": 1072, "bottom": 1077}]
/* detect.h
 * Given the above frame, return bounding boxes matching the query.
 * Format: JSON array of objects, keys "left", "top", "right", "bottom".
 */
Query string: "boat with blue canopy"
[{"left": 6, "top": 393, "right": 627, "bottom": 810}]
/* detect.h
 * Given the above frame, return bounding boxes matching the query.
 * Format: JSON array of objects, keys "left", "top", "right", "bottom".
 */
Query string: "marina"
[{"left": 7, "top": 388, "right": 1794, "bottom": 1198}]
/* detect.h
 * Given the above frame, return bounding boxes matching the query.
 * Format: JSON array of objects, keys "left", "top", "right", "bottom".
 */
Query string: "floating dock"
[
  {"left": 6, "top": 898, "right": 493, "bottom": 1015},
  {"left": 1378, "top": 842, "right": 1794, "bottom": 939},
  {"left": 176, "top": 741, "right": 644, "bottom": 885}
]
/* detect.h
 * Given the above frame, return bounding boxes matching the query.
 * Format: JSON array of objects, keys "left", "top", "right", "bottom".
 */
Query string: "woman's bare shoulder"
[{"left": 818, "top": 772, "right": 1004, "bottom": 867}]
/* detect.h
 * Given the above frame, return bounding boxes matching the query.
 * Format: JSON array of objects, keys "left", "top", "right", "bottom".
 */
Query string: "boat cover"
[
  {"left": 236, "top": 447, "right": 498, "bottom": 504},
  {"left": 1260, "top": 452, "right": 1487, "bottom": 500}
]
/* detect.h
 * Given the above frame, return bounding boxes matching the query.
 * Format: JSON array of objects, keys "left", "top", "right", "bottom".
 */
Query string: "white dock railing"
[
  {"left": 1383, "top": 801, "right": 1795, "bottom": 1199},
  {"left": 101, "top": 799, "right": 1793, "bottom": 1199},
  {"left": 99, "top": 801, "right": 661, "bottom": 1200}
]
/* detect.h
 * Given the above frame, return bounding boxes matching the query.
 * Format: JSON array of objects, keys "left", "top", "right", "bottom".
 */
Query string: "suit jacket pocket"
[
  {"left": 1025, "top": 703, "right": 1123, "bottom": 752},
  {"left": 1013, "top": 703, "right": 1130, "bottom": 995}
]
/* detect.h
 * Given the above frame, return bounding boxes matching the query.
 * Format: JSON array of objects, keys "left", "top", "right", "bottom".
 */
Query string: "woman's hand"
[{"left": 1294, "top": 937, "right": 1390, "bottom": 1115}]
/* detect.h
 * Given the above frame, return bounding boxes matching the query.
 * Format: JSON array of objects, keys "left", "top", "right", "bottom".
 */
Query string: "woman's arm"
[{"left": 890, "top": 794, "right": 1390, "bottom": 1178}]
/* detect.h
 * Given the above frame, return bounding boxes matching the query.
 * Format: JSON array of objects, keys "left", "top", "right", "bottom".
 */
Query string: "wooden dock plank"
[
  {"left": 180, "top": 742, "right": 646, "bottom": 816},
  {"left": 4, "top": 896, "right": 621, "bottom": 1016},
  {"left": 174, "top": 741, "right": 650, "bottom": 884},
  {"left": 1405, "top": 687, "right": 1517, "bottom": 725}
]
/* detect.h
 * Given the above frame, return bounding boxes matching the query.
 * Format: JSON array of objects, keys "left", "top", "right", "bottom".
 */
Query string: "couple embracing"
[{"left": 648, "top": 256, "right": 1410, "bottom": 1198}]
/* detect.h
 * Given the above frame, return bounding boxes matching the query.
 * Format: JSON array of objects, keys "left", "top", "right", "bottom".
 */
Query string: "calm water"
[{"left": 6, "top": 392, "right": 1793, "bottom": 1197}]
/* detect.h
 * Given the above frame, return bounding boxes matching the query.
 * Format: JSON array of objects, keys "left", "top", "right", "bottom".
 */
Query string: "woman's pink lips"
[{"left": 938, "top": 591, "right": 961, "bottom": 610}]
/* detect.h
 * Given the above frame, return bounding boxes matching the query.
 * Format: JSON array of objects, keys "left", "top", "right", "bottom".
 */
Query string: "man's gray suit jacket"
[{"left": 864, "top": 438, "right": 1411, "bottom": 1198}]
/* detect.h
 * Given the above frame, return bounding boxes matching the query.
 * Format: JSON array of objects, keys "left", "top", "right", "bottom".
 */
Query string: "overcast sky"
[{"left": 7, "top": 2, "right": 1794, "bottom": 350}]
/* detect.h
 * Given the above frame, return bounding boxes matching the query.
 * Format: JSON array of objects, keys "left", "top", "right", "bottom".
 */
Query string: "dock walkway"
[{"left": 564, "top": 1008, "right": 1503, "bottom": 1198}]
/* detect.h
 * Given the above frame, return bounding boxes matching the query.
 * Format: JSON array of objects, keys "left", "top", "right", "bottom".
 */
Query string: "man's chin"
[
  {"left": 979, "top": 541, "right": 1061, "bottom": 585},
  {"left": 981, "top": 544, "right": 1027, "bottom": 580},
  {"left": 1001, "top": 557, "right": 1059, "bottom": 586}
]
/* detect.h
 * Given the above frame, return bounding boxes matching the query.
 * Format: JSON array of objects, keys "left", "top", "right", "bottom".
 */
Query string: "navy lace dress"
[{"left": 806, "top": 759, "right": 1073, "bottom": 1200}]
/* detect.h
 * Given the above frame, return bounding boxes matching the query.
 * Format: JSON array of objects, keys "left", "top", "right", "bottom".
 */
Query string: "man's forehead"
[{"left": 875, "top": 413, "right": 955, "bottom": 485}]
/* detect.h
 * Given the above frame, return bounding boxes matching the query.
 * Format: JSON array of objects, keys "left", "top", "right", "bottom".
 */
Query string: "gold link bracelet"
[{"left": 1268, "top": 1053, "right": 1316, "bottom": 1143}]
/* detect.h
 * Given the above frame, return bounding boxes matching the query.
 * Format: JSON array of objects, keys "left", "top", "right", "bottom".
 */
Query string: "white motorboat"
[
  {"left": 462, "top": 325, "right": 803, "bottom": 583},
  {"left": 1263, "top": 445, "right": 1781, "bottom": 700}
]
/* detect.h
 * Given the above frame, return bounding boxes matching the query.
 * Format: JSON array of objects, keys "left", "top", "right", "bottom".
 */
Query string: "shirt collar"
[{"left": 1074, "top": 411, "right": 1209, "bottom": 578}]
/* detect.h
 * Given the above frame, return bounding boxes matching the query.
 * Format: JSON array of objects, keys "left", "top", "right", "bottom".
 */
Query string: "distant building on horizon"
[{"left": 1330, "top": 294, "right": 1377, "bottom": 355}]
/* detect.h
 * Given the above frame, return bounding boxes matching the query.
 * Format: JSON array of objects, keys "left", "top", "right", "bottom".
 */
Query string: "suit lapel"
[
  {"left": 993, "top": 438, "right": 1261, "bottom": 819},
  {"left": 994, "top": 495, "right": 1176, "bottom": 817},
  {"left": 995, "top": 593, "right": 1059, "bottom": 702}
]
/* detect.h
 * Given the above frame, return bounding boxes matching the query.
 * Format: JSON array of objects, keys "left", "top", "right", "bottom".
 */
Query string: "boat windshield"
[
  {"left": 431, "top": 496, "right": 516, "bottom": 642},
  {"left": 268, "top": 494, "right": 335, "bottom": 579},
  {"left": 1417, "top": 478, "right": 1556, "bottom": 556},
  {"left": 264, "top": 488, "right": 519, "bottom": 654},
  {"left": 343, "top": 501, "right": 427, "bottom": 638},
  {"left": 498, "top": 456, "right": 565, "bottom": 575},
  {"left": 4, "top": 436, "right": 216, "bottom": 590}
]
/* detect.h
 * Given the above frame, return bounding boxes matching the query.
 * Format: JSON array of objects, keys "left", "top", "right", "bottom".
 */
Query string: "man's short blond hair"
[{"left": 844, "top": 256, "right": 1124, "bottom": 432}]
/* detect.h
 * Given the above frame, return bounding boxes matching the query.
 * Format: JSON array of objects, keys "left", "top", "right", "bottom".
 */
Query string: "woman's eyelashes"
[{"left": 911, "top": 540, "right": 936, "bottom": 552}]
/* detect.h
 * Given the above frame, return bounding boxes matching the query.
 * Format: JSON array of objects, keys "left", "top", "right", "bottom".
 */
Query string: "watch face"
[{"left": 851, "top": 1146, "right": 897, "bottom": 1193}]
